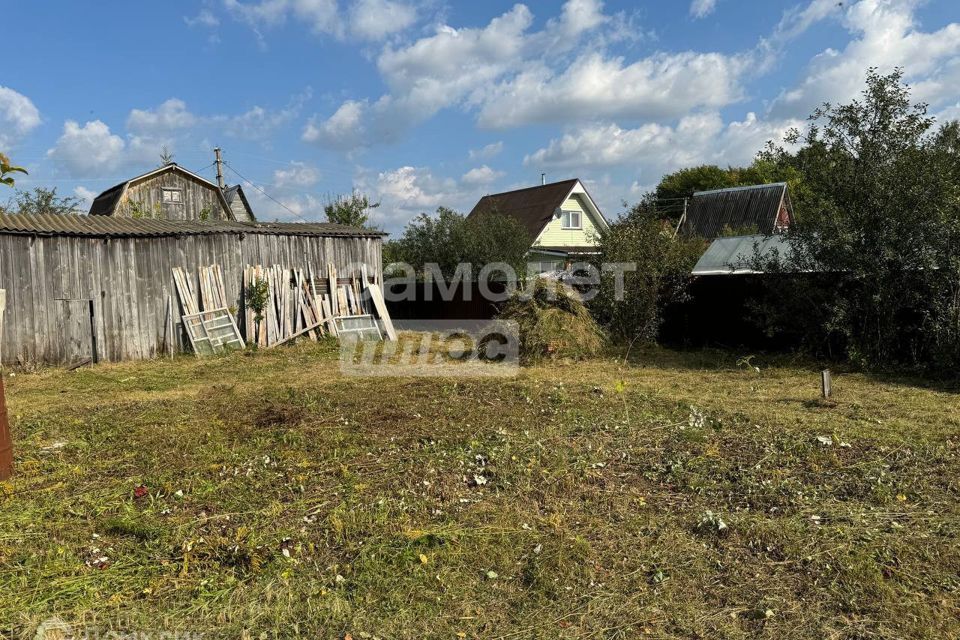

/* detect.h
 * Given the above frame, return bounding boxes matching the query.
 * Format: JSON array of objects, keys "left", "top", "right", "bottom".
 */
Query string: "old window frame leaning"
[
  {"left": 162, "top": 188, "right": 183, "bottom": 205},
  {"left": 560, "top": 209, "right": 582, "bottom": 230},
  {"left": 181, "top": 308, "right": 244, "bottom": 357}
]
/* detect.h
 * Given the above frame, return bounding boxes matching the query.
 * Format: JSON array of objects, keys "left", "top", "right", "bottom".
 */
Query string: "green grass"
[{"left": 1, "top": 340, "right": 958, "bottom": 638}]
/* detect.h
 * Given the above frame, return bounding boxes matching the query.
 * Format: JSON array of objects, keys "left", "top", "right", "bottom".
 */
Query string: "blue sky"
[{"left": 2, "top": 0, "right": 958, "bottom": 232}]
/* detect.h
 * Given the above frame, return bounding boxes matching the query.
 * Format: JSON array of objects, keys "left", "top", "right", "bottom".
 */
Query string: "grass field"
[{"left": 1, "top": 339, "right": 958, "bottom": 639}]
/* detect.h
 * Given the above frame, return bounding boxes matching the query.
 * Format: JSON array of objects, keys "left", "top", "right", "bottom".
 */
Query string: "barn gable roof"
[
  {"left": 466, "top": 179, "right": 608, "bottom": 240},
  {"left": 89, "top": 164, "right": 235, "bottom": 219},
  {"left": 683, "top": 183, "right": 792, "bottom": 239},
  {"left": 0, "top": 213, "right": 385, "bottom": 239},
  {"left": 223, "top": 184, "right": 256, "bottom": 222}
]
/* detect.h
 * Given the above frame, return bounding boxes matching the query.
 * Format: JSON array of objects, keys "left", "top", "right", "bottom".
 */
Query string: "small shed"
[
  {"left": 0, "top": 213, "right": 384, "bottom": 366},
  {"left": 223, "top": 184, "right": 256, "bottom": 222},
  {"left": 683, "top": 183, "right": 793, "bottom": 239}
]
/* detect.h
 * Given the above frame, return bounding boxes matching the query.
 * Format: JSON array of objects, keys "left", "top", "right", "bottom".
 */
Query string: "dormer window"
[
  {"left": 561, "top": 210, "right": 582, "bottom": 229},
  {"left": 162, "top": 188, "right": 183, "bottom": 205}
]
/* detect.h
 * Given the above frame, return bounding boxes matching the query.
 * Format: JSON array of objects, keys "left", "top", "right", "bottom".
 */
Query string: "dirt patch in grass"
[{"left": 1, "top": 342, "right": 958, "bottom": 638}]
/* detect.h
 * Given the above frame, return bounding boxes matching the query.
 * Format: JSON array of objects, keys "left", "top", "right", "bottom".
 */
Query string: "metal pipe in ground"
[{"left": 0, "top": 375, "right": 12, "bottom": 480}]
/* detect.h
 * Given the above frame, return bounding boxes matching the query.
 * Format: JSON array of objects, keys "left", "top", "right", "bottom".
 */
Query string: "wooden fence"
[{"left": 0, "top": 231, "right": 381, "bottom": 366}]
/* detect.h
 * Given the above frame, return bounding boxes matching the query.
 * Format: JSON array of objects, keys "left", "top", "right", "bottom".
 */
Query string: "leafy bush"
[
  {"left": 590, "top": 211, "right": 703, "bottom": 344},
  {"left": 387, "top": 207, "right": 532, "bottom": 280},
  {"left": 497, "top": 279, "right": 604, "bottom": 362}
]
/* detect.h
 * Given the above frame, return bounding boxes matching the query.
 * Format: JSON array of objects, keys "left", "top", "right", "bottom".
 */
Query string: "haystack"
[{"left": 496, "top": 279, "right": 605, "bottom": 362}]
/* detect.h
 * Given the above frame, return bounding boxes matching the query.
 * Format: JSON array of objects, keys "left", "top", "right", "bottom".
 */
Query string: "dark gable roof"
[
  {"left": 467, "top": 179, "right": 581, "bottom": 239},
  {"left": 88, "top": 182, "right": 126, "bottom": 217},
  {"left": 683, "top": 183, "right": 791, "bottom": 239},
  {"left": 0, "top": 213, "right": 385, "bottom": 239},
  {"left": 88, "top": 164, "right": 234, "bottom": 219}
]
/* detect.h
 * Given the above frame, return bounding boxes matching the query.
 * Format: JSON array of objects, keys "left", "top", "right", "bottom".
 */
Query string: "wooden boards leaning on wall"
[
  {"left": 173, "top": 261, "right": 397, "bottom": 356},
  {"left": 242, "top": 264, "right": 330, "bottom": 348}
]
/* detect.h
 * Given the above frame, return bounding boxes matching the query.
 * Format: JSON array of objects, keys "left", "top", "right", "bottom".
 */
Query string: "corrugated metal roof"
[
  {"left": 0, "top": 213, "right": 384, "bottom": 238},
  {"left": 692, "top": 234, "right": 793, "bottom": 275},
  {"left": 683, "top": 183, "right": 791, "bottom": 239},
  {"left": 467, "top": 179, "right": 581, "bottom": 239}
]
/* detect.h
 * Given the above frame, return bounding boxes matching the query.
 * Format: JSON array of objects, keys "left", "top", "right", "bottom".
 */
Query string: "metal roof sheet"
[
  {"left": 683, "top": 183, "right": 790, "bottom": 239},
  {"left": 692, "top": 234, "right": 793, "bottom": 275},
  {"left": 0, "top": 213, "right": 384, "bottom": 239}
]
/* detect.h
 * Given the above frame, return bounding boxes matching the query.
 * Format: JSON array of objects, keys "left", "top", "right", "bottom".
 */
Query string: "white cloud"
[
  {"left": 476, "top": 50, "right": 751, "bottom": 128},
  {"left": 770, "top": 0, "right": 960, "bottom": 119},
  {"left": 273, "top": 161, "right": 321, "bottom": 188},
  {"left": 690, "top": 0, "right": 717, "bottom": 19},
  {"left": 372, "top": 165, "right": 453, "bottom": 210},
  {"left": 127, "top": 98, "right": 197, "bottom": 136},
  {"left": 349, "top": 0, "right": 415, "bottom": 40},
  {"left": 307, "top": 0, "right": 752, "bottom": 149},
  {"left": 525, "top": 112, "right": 801, "bottom": 179},
  {"left": 773, "top": 0, "right": 843, "bottom": 40},
  {"left": 223, "top": 0, "right": 418, "bottom": 41},
  {"left": 469, "top": 141, "right": 504, "bottom": 160},
  {"left": 302, "top": 99, "right": 368, "bottom": 149},
  {"left": 0, "top": 86, "right": 41, "bottom": 148},
  {"left": 47, "top": 120, "right": 127, "bottom": 178},
  {"left": 73, "top": 186, "right": 98, "bottom": 210},
  {"left": 223, "top": 0, "right": 342, "bottom": 36},
  {"left": 185, "top": 9, "right": 220, "bottom": 28},
  {"left": 461, "top": 165, "right": 504, "bottom": 185}
]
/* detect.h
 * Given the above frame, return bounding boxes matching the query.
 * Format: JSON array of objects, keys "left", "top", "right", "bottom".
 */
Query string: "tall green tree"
[
  {"left": 324, "top": 191, "right": 379, "bottom": 228},
  {"left": 758, "top": 68, "right": 960, "bottom": 370},
  {"left": 2, "top": 187, "right": 82, "bottom": 216},
  {"left": 389, "top": 207, "right": 532, "bottom": 279}
]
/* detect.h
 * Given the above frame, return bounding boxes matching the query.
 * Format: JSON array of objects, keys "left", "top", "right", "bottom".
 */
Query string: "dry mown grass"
[{"left": 1, "top": 339, "right": 958, "bottom": 639}]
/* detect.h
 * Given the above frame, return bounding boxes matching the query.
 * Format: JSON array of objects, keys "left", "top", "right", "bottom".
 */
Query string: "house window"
[
  {"left": 162, "top": 188, "right": 183, "bottom": 205},
  {"left": 561, "top": 210, "right": 582, "bottom": 229}
]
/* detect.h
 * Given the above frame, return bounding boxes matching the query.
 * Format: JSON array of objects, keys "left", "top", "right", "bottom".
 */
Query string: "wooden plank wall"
[
  {"left": 0, "top": 232, "right": 382, "bottom": 366},
  {"left": 118, "top": 172, "right": 230, "bottom": 221}
]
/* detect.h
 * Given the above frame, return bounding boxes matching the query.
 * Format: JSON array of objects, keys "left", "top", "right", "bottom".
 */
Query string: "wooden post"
[
  {"left": 821, "top": 369, "right": 832, "bottom": 399},
  {"left": 0, "top": 375, "right": 12, "bottom": 480},
  {"left": 88, "top": 299, "right": 98, "bottom": 364}
]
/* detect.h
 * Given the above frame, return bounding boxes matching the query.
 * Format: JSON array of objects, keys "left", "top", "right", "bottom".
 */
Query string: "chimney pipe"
[{"left": 541, "top": 172, "right": 546, "bottom": 186}]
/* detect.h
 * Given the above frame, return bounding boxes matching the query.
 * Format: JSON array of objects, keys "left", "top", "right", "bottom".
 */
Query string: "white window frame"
[
  {"left": 162, "top": 188, "right": 183, "bottom": 205},
  {"left": 560, "top": 209, "right": 582, "bottom": 230}
]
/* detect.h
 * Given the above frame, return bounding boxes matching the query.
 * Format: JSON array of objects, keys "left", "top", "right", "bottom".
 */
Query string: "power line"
[{"left": 222, "top": 161, "right": 307, "bottom": 222}]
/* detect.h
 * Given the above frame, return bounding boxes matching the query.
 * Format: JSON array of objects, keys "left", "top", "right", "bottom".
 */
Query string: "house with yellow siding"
[{"left": 466, "top": 179, "right": 610, "bottom": 273}]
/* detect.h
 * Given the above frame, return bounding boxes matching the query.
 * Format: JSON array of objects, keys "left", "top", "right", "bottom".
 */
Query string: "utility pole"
[
  {"left": 214, "top": 147, "right": 225, "bottom": 190},
  {"left": 673, "top": 197, "right": 688, "bottom": 238}
]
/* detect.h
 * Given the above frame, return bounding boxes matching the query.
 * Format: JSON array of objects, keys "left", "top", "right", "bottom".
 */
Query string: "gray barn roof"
[
  {"left": 683, "top": 183, "right": 792, "bottom": 239},
  {"left": 0, "top": 213, "right": 384, "bottom": 239}
]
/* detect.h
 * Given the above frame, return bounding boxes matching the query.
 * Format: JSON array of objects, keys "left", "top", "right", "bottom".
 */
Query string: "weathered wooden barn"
[
  {"left": 0, "top": 213, "right": 383, "bottom": 366},
  {"left": 89, "top": 164, "right": 236, "bottom": 221}
]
